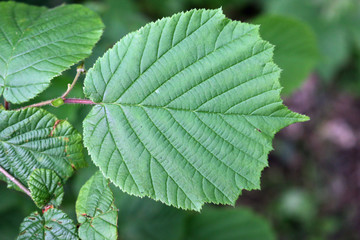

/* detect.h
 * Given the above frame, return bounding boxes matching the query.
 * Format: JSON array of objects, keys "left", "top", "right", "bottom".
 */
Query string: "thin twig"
[
  {"left": 0, "top": 166, "right": 32, "bottom": 198},
  {"left": 61, "top": 63, "right": 85, "bottom": 99},
  {"left": 19, "top": 99, "right": 53, "bottom": 110}
]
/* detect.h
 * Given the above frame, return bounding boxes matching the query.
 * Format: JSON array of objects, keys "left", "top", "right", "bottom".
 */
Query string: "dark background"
[{"left": 1, "top": 0, "right": 359, "bottom": 239}]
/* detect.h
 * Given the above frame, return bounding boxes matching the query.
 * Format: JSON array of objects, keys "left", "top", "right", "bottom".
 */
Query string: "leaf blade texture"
[
  {"left": 17, "top": 209, "right": 77, "bottom": 240},
  {"left": 0, "top": 2, "right": 104, "bottom": 103},
  {"left": 0, "top": 108, "right": 86, "bottom": 191},
  {"left": 28, "top": 169, "right": 64, "bottom": 209},
  {"left": 76, "top": 171, "right": 118, "bottom": 240},
  {"left": 83, "top": 9, "right": 309, "bottom": 210}
]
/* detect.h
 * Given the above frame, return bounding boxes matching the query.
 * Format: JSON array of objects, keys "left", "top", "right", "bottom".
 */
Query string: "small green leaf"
[
  {"left": 0, "top": 2, "right": 104, "bottom": 104},
  {"left": 28, "top": 169, "right": 64, "bottom": 209},
  {"left": 253, "top": 15, "right": 319, "bottom": 95},
  {"left": 17, "top": 209, "right": 77, "bottom": 240},
  {"left": 0, "top": 108, "right": 85, "bottom": 192},
  {"left": 83, "top": 9, "right": 308, "bottom": 211},
  {"left": 185, "top": 207, "right": 276, "bottom": 240},
  {"left": 76, "top": 171, "right": 118, "bottom": 240}
]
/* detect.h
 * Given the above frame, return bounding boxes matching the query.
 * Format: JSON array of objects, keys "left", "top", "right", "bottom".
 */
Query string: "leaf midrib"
[{"left": 97, "top": 102, "right": 303, "bottom": 120}]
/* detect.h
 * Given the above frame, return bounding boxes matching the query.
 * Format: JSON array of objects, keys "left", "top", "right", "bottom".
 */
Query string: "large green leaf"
[
  {"left": 0, "top": 108, "right": 85, "bottom": 191},
  {"left": 28, "top": 169, "right": 64, "bottom": 209},
  {"left": 0, "top": 2, "right": 104, "bottom": 104},
  {"left": 253, "top": 15, "right": 319, "bottom": 95},
  {"left": 17, "top": 209, "right": 77, "bottom": 240},
  {"left": 185, "top": 207, "right": 275, "bottom": 240},
  {"left": 83, "top": 9, "right": 308, "bottom": 210},
  {"left": 76, "top": 171, "right": 118, "bottom": 240}
]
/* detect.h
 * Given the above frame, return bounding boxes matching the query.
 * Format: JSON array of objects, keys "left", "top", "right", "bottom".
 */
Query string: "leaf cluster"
[{"left": 0, "top": 1, "right": 309, "bottom": 239}]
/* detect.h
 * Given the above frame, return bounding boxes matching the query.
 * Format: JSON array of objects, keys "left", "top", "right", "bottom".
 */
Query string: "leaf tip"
[{"left": 298, "top": 114, "right": 310, "bottom": 122}]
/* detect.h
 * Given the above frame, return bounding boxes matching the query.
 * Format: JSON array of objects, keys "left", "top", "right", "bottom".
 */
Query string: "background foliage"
[{"left": 0, "top": 0, "right": 359, "bottom": 239}]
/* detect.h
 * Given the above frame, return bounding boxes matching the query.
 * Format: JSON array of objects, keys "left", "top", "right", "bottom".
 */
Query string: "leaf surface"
[
  {"left": 0, "top": 108, "right": 85, "bottom": 192},
  {"left": 83, "top": 9, "right": 308, "bottom": 210},
  {"left": 28, "top": 169, "right": 64, "bottom": 209},
  {"left": 185, "top": 207, "right": 275, "bottom": 240},
  {"left": 17, "top": 209, "right": 77, "bottom": 240},
  {"left": 0, "top": 2, "right": 103, "bottom": 103},
  {"left": 76, "top": 171, "right": 118, "bottom": 240}
]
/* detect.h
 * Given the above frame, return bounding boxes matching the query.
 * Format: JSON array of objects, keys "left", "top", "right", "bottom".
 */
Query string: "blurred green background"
[{"left": 1, "top": 0, "right": 359, "bottom": 239}]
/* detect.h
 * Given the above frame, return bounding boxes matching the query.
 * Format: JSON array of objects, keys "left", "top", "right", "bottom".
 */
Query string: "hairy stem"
[
  {"left": 64, "top": 98, "right": 95, "bottom": 105},
  {"left": 0, "top": 166, "right": 31, "bottom": 198},
  {"left": 18, "top": 98, "right": 95, "bottom": 110}
]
